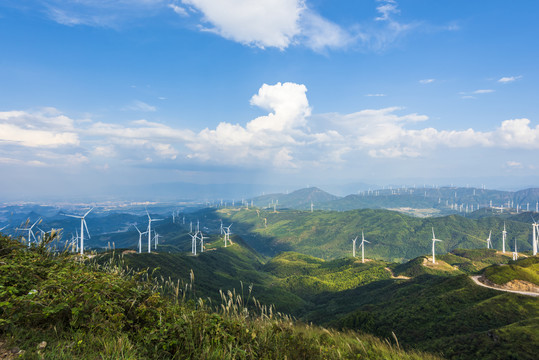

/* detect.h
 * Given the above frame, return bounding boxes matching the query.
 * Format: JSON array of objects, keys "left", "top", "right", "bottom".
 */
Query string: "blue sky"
[{"left": 1, "top": 0, "right": 538, "bottom": 198}]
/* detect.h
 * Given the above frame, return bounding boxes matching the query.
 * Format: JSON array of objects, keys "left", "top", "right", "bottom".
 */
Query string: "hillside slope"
[{"left": 0, "top": 234, "right": 439, "bottom": 360}]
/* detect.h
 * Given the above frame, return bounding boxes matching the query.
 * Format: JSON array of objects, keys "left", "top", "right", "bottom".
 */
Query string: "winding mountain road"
[{"left": 470, "top": 276, "right": 539, "bottom": 297}]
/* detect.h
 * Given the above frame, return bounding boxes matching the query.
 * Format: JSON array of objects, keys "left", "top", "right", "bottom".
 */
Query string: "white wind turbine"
[
  {"left": 431, "top": 228, "right": 443, "bottom": 264},
  {"left": 502, "top": 222, "right": 507, "bottom": 253},
  {"left": 154, "top": 232, "right": 160, "bottom": 249},
  {"left": 352, "top": 236, "right": 358, "bottom": 258},
  {"left": 199, "top": 231, "right": 208, "bottom": 253},
  {"left": 16, "top": 218, "right": 41, "bottom": 247},
  {"left": 64, "top": 208, "right": 93, "bottom": 255},
  {"left": 190, "top": 232, "right": 198, "bottom": 255},
  {"left": 146, "top": 210, "right": 162, "bottom": 253},
  {"left": 359, "top": 231, "right": 370, "bottom": 263},
  {"left": 512, "top": 238, "right": 518, "bottom": 260},
  {"left": 0, "top": 225, "right": 8, "bottom": 232},
  {"left": 223, "top": 224, "right": 232, "bottom": 247},
  {"left": 133, "top": 225, "right": 147, "bottom": 253},
  {"left": 486, "top": 231, "right": 492, "bottom": 249},
  {"left": 532, "top": 218, "right": 538, "bottom": 256}
]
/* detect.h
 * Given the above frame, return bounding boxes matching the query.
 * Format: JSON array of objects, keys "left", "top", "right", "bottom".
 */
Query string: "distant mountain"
[{"left": 250, "top": 187, "right": 340, "bottom": 209}]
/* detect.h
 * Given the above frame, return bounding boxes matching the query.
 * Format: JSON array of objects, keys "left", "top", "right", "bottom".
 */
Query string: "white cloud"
[
  {"left": 419, "top": 79, "right": 435, "bottom": 84},
  {"left": 0, "top": 109, "right": 79, "bottom": 147},
  {"left": 365, "top": 93, "right": 386, "bottom": 97},
  {"left": 298, "top": 10, "right": 353, "bottom": 51},
  {"left": 498, "top": 75, "right": 522, "bottom": 83},
  {"left": 123, "top": 100, "right": 157, "bottom": 112},
  {"left": 473, "top": 89, "right": 495, "bottom": 94},
  {"left": 506, "top": 161, "right": 523, "bottom": 168},
  {"left": 375, "top": 1, "right": 399, "bottom": 22},
  {"left": 168, "top": 3, "right": 188, "bottom": 16},
  {"left": 182, "top": 0, "right": 304, "bottom": 49}
]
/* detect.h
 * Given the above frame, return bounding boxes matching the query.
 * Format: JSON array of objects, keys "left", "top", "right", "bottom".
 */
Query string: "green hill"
[
  {"left": 483, "top": 257, "right": 539, "bottom": 286},
  {"left": 328, "top": 275, "right": 539, "bottom": 360},
  {"left": 251, "top": 187, "right": 340, "bottom": 210},
  {"left": 212, "top": 208, "right": 533, "bottom": 261}
]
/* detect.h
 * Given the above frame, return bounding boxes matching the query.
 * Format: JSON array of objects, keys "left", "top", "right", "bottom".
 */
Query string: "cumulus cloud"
[
  {"left": 182, "top": 0, "right": 303, "bottom": 49},
  {"left": 187, "top": 82, "right": 311, "bottom": 166},
  {"left": 498, "top": 75, "right": 522, "bottom": 83},
  {"left": 0, "top": 109, "right": 79, "bottom": 147},
  {"left": 419, "top": 79, "right": 435, "bottom": 84}
]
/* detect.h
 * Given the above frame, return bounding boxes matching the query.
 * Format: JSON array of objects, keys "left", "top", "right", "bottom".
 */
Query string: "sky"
[{"left": 1, "top": 0, "right": 539, "bottom": 199}]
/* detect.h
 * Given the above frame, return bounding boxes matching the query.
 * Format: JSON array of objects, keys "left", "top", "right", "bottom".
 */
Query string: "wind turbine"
[
  {"left": 512, "top": 238, "right": 518, "bottom": 260},
  {"left": 64, "top": 208, "right": 93, "bottom": 255},
  {"left": 0, "top": 225, "right": 8, "bottom": 232},
  {"left": 223, "top": 224, "right": 232, "bottom": 247},
  {"left": 199, "top": 231, "right": 208, "bottom": 253},
  {"left": 502, "top": 222, "right": 507, "bottom": 253},
  {"left": 154, "top": 232, "right": 160, "bottom": 249},
  {"left": 190, "top": 232, "right": 198, "bottom": 255},
  {"left": 486, "top": 231, "right": 492, "bottom": 249},
  {"left": 16, "top": 218, "right": 41, "bottom": 247},
  {"left": 532, "top": 217, "right": 538, "bottom": 256},
  {"left": 310, "top": 202, "right": 314, "bottom": 213},
  {"left": 133, "top": 225, "right": 147, "bottom": 253},
  {"left": 352, "top": 236, "right": 358, "bottom": 258},
  {"left": 431, "top": 228, "right": 443, "bottom": 264},
  {"left": 359, "top": 231, "right": 370, "bottom": 263},
  {"left": 146, "top": 210, "right": 162, "bottom": 253}
]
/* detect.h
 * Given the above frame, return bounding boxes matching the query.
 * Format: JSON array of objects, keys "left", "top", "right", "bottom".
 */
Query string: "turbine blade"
[
  {"left": 84, "top": 207, "right": 94, "bottom": 217},
  {"left": 83, "top": 220, "right": 90, "bottom": 239}
]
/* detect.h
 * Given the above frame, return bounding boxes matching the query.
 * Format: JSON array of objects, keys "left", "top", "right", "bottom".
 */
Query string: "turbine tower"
[
  {"left": 532, "top": 218, "right": 538, "bottom": 256},
  {"left": 431, "top": 228, "right": 443, "bottom": 264},
  {"left": 512, "top": 238, "right": 518, "bottom": 260},
  {"left": 146, "top": 210, "right": 162, "bottom": 253},
  {"left": 359, "top": 231, "right": 370, "bottom": 263},
  {"left": 16, "top": 218, "right": 41, "bottom": 247},
  {"left": 352, "top": 236, "right": 358, "bottom": 258},
  {"left": 64, "top": 208, "right": 93, "bottom": 255},
  {"left": 502, "top": 222, "right": 507, "bottom": 253},
  {"left": 133, "top": 225, "right": 147, "bottom": 253}
]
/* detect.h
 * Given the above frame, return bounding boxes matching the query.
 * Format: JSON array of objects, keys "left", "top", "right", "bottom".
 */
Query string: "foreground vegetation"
[{"left": 0, "top": 234, "right": 439, "bottom": 359}]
